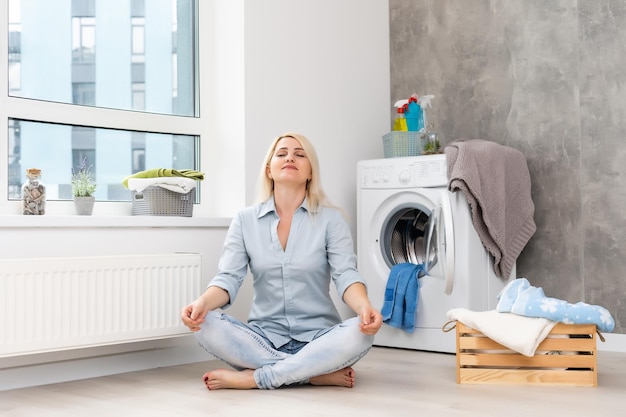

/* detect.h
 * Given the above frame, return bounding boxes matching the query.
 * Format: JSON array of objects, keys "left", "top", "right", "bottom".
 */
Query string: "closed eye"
[{"left": 274, "top": 151, "right": 306, "bottom": 158}]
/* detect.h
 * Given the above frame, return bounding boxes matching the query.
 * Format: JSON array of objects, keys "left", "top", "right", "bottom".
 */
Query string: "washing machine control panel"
[{"left": 358, "top": 154, "right": 447, "bottom": 189}]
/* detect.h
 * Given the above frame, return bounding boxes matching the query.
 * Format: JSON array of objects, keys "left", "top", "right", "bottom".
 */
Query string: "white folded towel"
[
  {"left": 447, "top": 308, "right": 557, "bottom": 357},
  {"left": 127, "top": 177, "right": 197, "bottom": 194}
]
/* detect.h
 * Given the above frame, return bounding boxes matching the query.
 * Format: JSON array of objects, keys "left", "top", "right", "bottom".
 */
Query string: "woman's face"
[{"left": 267, "top": 136, "right": 312, "bottom": 187}]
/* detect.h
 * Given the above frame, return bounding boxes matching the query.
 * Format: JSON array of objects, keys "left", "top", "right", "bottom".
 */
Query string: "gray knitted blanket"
[{"left": 445, "top": 139, "right": 536, "bottom": 279}]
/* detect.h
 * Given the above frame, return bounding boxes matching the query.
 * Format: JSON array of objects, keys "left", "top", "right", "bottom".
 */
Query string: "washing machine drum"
[{"left": 380, "top": 205, "right": 438, "bottom": 271}]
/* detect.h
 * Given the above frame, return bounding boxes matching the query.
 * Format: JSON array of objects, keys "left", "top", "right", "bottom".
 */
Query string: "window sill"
[{"left": 0, "top": 215, "right": 232, "bottom": 229}]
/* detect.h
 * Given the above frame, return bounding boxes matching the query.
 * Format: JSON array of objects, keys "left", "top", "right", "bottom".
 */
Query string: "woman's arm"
[
  {"left": 343, "top": 282, "right": 382, "bottom": 335},
  {"left": 182, "top": 208, "right": 252, "bottom": 332},
  {"left": 323, "top": 208, "right": 382, "bottom": 335}
]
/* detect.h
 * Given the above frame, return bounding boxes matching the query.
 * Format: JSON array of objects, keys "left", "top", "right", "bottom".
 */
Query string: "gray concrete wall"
[{"left": 390, "top": 0, "right": 625, "bottom": 332}]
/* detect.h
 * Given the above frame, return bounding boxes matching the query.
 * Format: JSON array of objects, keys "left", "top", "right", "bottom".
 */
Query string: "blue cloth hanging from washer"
[{"left": 381, "top": 263, "right": 425, "bottom": 333}]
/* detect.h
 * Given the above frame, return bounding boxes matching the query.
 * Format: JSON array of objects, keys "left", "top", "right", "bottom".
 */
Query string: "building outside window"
[{"left": 5, "top": 0, "right": 199, "bottom": 203}]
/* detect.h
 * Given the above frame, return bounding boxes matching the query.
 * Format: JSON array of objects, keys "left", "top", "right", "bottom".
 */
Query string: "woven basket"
[
  {"left": 382, "top": 131, "right": 427, "bottom": 158},
  {"left": 131, "top": 186, "right": 195, "bottom": 217}
]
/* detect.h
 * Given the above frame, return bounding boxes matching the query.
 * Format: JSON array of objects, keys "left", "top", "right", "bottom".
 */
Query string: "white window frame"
[{"left": 0, "top": 0, "right": 214, "bottom": 219}]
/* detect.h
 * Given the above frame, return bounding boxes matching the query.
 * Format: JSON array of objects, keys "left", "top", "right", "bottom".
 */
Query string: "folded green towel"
[{"left": 122, "top": 168, "right": 204, "bottom": 188}]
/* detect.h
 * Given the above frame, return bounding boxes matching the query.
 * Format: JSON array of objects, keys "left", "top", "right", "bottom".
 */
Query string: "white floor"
[{"left": 1, "top": 346, "right": 624, "bottom": 417}]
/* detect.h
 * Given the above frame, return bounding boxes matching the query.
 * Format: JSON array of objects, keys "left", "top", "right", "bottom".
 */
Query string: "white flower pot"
[{"left": 74, "top": 196, "right": 95, "bottom": 215}]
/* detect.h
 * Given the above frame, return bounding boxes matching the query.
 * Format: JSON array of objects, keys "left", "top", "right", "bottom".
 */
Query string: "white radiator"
[{"left": 0, "top": 253, "right": 202, "bottom": 357}]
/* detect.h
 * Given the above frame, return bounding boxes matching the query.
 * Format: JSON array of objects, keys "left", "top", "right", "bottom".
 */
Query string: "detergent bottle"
[{"left": 405, "top": 95, "right": 423, "bottom": 131}]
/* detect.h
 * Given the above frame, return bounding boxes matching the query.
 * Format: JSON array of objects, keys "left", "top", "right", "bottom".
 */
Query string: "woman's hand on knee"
[
  {"left": 357, "top": 306, "right": 383, "bottom": 335},
  {"left": 181, "top": 298, "right": 209, "bottom": 332},
  {"left": 182, "top": 286, "right": 230, "bottom": 331}
]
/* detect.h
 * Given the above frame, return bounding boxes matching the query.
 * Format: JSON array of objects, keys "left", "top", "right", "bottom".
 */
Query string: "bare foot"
[
  {"left": 309, "top": 367, "right": 355, "bottom": 388},
  {"left": 202, "top": 369, "right": 258, "bottom": 390}
]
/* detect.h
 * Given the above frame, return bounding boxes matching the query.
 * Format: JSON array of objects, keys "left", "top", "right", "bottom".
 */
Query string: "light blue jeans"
[{"left": 194, "top": 311, "right": 374, "bottom": 389}]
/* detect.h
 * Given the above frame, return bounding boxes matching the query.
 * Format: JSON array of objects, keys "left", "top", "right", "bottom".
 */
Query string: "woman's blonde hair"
[{"left": 256, "top": 132, "right": 334, "bottom": 212}]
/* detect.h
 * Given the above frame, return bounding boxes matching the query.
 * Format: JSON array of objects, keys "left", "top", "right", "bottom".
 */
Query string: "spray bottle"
[
  {"left": 418, "top": 95, "right": 435, "bottom": 131},
  {"left": 393, "top": 99, "right": 409, "bottom": 131}
]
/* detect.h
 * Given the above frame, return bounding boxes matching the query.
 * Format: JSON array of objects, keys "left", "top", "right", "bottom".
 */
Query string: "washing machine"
[{"left": 357, "top": 154, "right": 513, "bottom": 353}]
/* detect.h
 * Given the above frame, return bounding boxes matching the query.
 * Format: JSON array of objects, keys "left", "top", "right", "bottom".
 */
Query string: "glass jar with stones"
[{"left": 22, "top": 168, "right": 46, "bottom": 215}]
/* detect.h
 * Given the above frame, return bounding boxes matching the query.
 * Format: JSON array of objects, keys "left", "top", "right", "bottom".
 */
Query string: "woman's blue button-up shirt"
[{"left": 208, "top": 198, "right": 365, "bottom": 348}]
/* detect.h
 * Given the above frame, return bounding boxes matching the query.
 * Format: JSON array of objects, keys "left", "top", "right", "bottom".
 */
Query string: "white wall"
[
  {"left": 0, "top": 0, "right": 391, "bottom": 390},
  {"left": 243, "top": 0, "right": 391, "bottom": 238}
]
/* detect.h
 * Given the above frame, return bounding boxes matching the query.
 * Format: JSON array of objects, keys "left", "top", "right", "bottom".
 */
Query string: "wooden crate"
[{"left": 456, "top": 322, "right": 597, "bottom": 386}]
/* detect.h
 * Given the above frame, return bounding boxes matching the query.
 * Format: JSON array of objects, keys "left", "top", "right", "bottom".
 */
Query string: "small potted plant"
[{"left": 71, "top": 156, "right": 97, "bottom": 215}]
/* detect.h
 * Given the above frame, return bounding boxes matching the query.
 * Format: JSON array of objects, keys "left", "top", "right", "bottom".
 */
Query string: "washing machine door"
[
  {"left": 377, "top": 197, "right": 435, "bottom": 272},
  {"left": 425, "top": 190, "right": 455, "bottom": 294},
  {"left": 369, "top": 189, "right": 443, "bottom": 278}
]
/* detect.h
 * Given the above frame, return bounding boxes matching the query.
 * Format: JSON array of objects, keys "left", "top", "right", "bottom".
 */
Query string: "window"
[{"left": 5, "top": 0, "right": 201, "bottom": 205}]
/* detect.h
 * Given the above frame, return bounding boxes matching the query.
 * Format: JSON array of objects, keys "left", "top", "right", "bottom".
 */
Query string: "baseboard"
[
  {"left": 0, "top": 335, "right": 214, "bottom": 391},
  {"left": 597, "top": 332, "right": 626, "bottom": 352}
]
